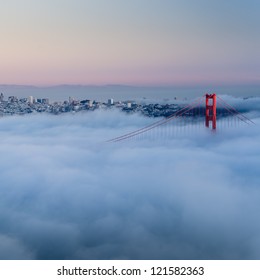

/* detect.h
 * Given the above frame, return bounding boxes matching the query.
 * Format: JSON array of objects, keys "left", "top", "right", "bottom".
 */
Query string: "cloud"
[
  {"left": 0, "top": 97, "right": 259, "bottom": 260},
  {"left": 0, "top": 234, "right": 34, "bottom": 260}
]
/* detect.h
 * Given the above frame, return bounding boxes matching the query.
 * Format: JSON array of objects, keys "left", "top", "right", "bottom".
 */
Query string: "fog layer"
[{"left": 0, "top": 97, "right": 259, "bottom": 259}]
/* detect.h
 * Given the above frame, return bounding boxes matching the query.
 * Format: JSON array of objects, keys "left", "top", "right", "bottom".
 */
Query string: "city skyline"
[{"left": 0, "top": 0, "right": 259, "bottom": 86}]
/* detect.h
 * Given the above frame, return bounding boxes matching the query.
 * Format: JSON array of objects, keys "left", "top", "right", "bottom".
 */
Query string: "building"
[
  {"left": 42, "top": 98, "right": 49, "bottom": 105},
  {"left": 0, "top": 93, "right": 4, "bottom": 102},
  {"left": 108, "top": 98, "right": 114, "bottom": 105},
  {"left": 28, "top": 96, "right": 34, "bottom": 104},
  {"left": 88, "top": 100, "right": 93, "bottom": 107},
  {"left": 69, "top": 96, "right": 74, "bottom": 104},
  {"left": 8, "top": 96, "right": 18, "bottom": 103}
]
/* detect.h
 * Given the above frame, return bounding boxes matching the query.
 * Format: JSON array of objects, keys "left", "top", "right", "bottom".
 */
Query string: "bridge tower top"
[{"left": 205, "top": 93, "right": 217, "bottom": 130}]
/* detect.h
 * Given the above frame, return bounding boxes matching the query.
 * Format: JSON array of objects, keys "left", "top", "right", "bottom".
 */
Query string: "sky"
[
  {"left": 0, "top": 96, "right": 259, "bottom": 260},
  {"left": 0, "top": 0, "right": 259, "bottom": 86}
]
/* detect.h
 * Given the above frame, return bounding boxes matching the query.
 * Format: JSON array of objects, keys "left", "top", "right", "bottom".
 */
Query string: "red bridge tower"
[{"left": 205, "top": 93, "right": 217, "bottom": 130}]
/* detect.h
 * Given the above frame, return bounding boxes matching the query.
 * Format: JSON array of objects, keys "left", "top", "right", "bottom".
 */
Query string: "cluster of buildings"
[{"left": 0, "top": 93, "right": 182, "bottom": 118}]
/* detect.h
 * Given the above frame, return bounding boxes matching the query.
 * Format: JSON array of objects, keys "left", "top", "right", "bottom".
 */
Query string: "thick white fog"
[{"left": 0, "top": 96, "right": 259, "bottom": 259}]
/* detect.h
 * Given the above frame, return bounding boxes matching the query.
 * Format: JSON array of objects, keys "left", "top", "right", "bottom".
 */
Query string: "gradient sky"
[{"left": 0, "top": 0, "right": 259, "bottom": 86}]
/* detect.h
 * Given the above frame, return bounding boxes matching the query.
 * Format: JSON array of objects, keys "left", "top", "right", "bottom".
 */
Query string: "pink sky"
[{"left": 0, "top": 0, "right": 259, "bottom": 86}]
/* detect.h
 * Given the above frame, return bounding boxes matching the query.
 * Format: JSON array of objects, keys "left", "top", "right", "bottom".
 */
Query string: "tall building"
[
  {"left": 88, "top": 100, "right": 93, "bottom": 107},
  {"left": 28, "top": 96, "right": 34, "bottom": 104},
  {"left": 0, "top": 93, "right": 4, "bottom": 102},
  {"left": 108, "top": 98, "right": 114, "bottom": 105},
  {"left": 69, "top": 96, "right": 74, "bottom": 104}
]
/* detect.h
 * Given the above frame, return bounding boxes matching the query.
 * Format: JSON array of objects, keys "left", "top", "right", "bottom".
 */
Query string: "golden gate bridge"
[{"left": 107, "top": 94, "right": 255, "bottom": 142}]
